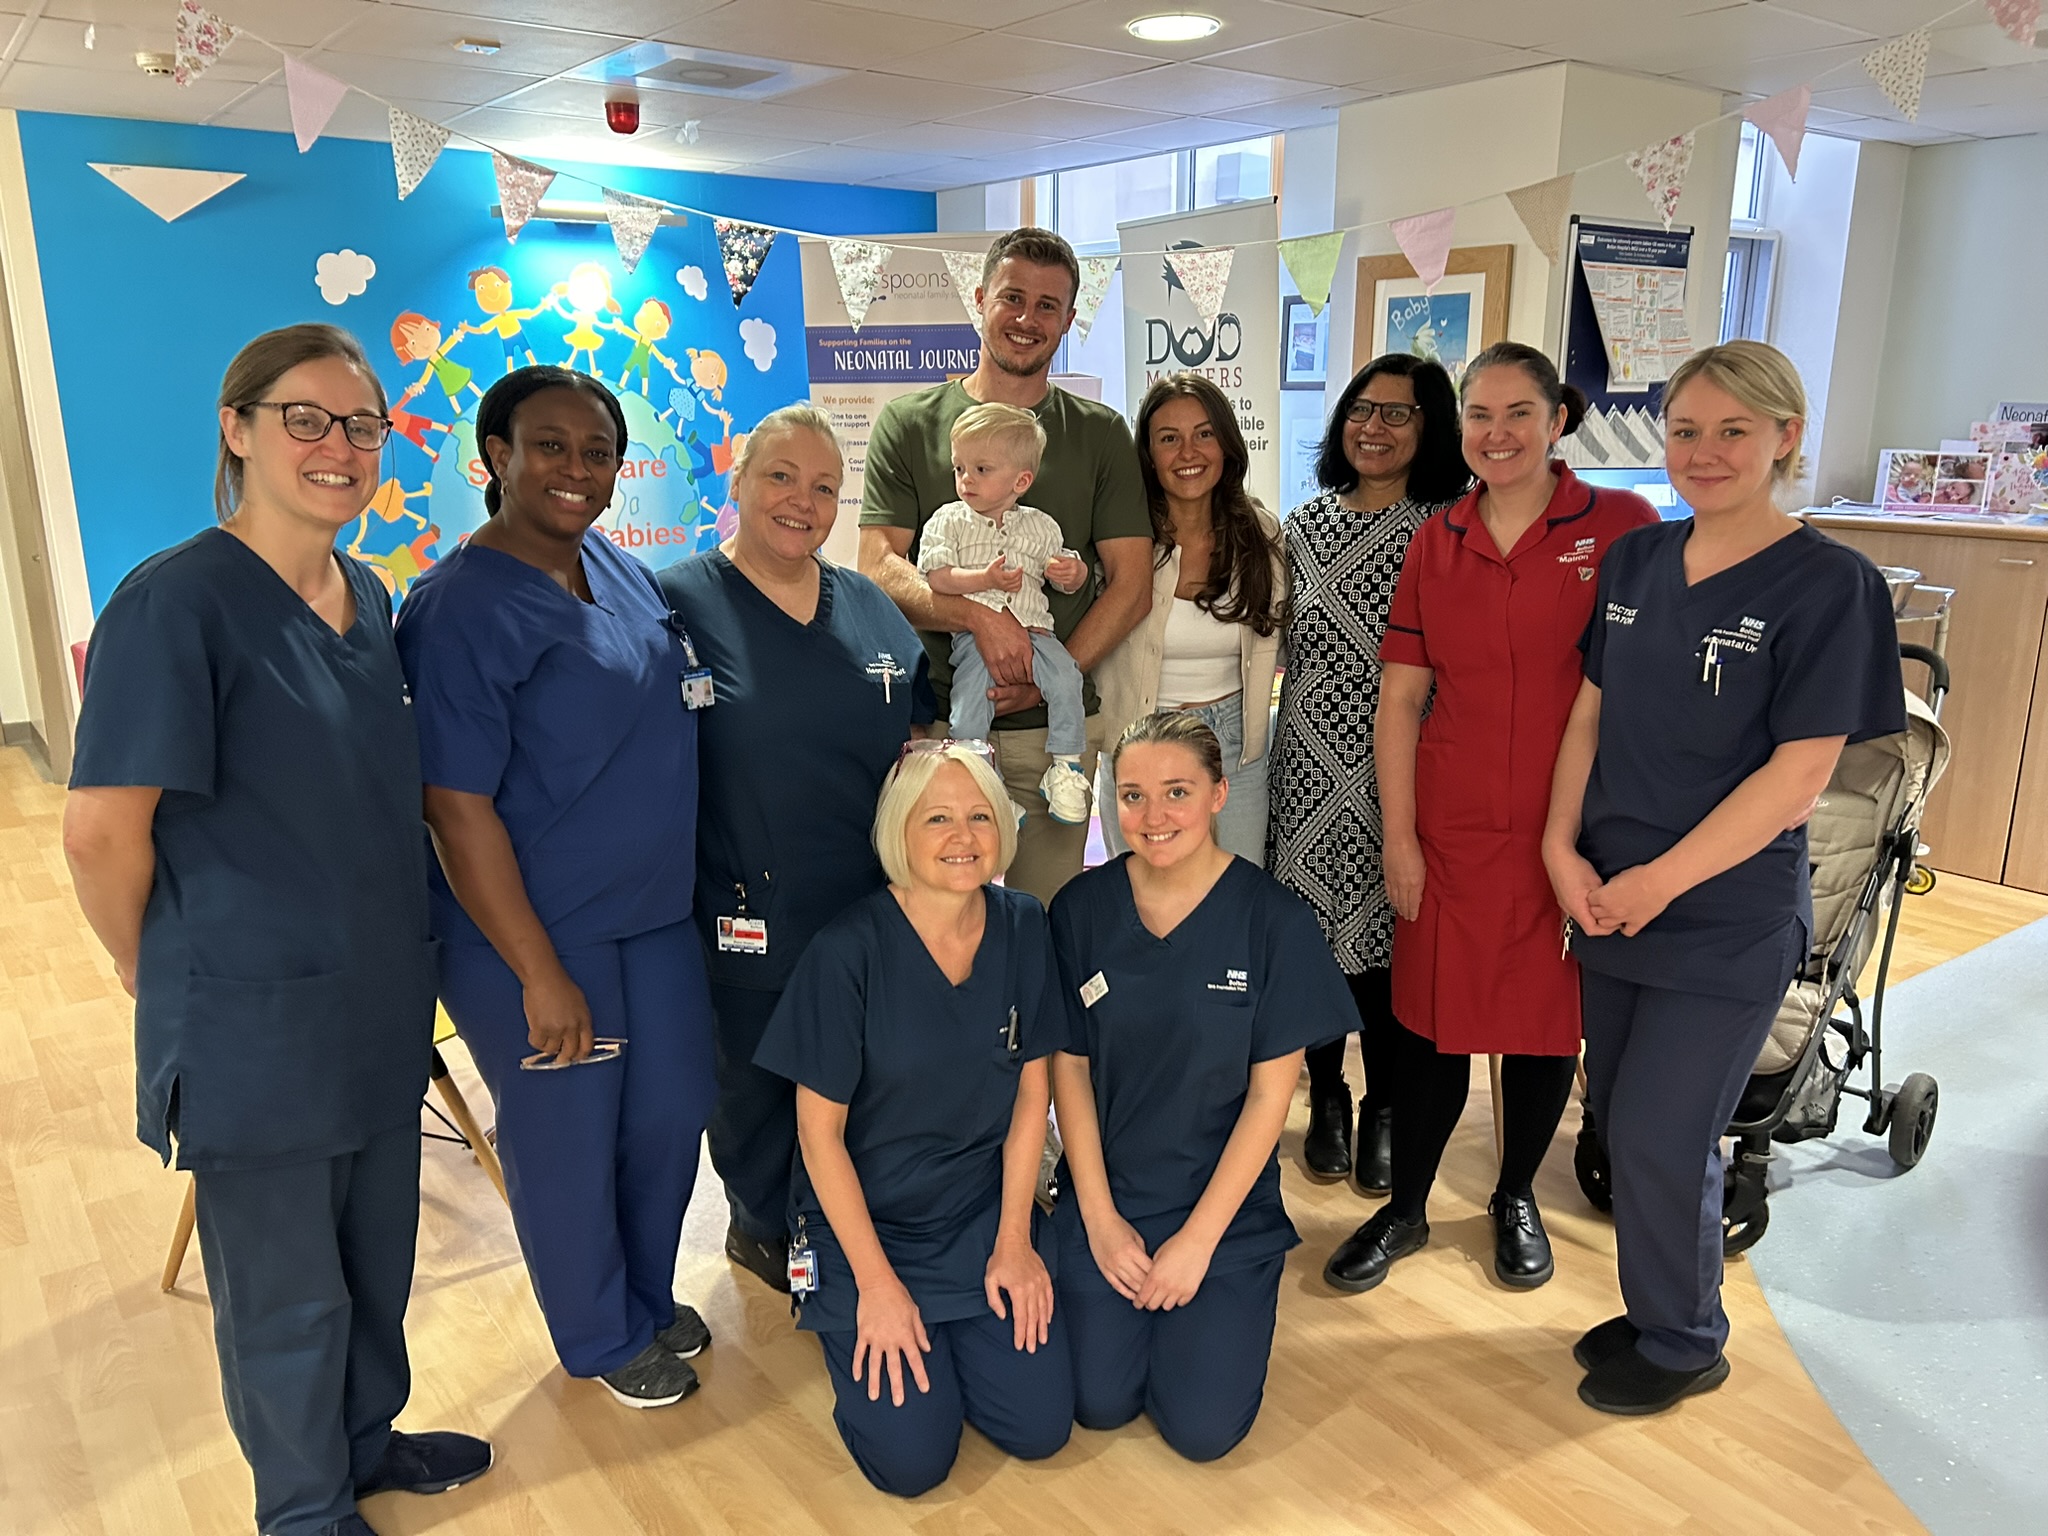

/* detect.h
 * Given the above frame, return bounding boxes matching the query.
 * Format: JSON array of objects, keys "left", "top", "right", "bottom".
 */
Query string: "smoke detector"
[{"left": 135, "top": 51, "right": 175, "bottom": 76}]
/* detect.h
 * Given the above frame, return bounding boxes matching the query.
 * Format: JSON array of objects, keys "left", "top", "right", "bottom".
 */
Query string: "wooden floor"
[{"left": 5, "top": 745, "right": 2042, "bottom": 1536}]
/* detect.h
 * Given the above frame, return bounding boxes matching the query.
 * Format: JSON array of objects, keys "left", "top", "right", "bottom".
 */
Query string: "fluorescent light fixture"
[
  {"left": 488, "top": 201, "right": 689, "bottom": 227},
  {"left": 1126, "top": 12, "right": 1221, "bottom": 41}
]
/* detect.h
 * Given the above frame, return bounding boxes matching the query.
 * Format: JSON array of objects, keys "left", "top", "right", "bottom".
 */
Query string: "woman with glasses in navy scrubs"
[
  {"left": 1049, "top": 711, "right": 1358, "bottom": 1462},
  {"left": 396, "top": 366, "right": 716, "bottom": 1411},
  {"left": 754, "top": 742, "right": 1071, "bottom": 1496},
  {"left": 64, "top": 325, "right": 489, "bottom": 1536},
  {"left": 1545, "top": 342, "right": 1903, "bottom": 1415}
]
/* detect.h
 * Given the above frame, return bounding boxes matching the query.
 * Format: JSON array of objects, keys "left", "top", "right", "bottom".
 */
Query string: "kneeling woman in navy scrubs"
[
  {"left": 396, "top": 367, "right": 716, "bottom": 1410},
  {"left": 65, "top": 325, "right": 489, "bottom": 1536},
  {"left": 1049, "top": 711, "right": 1357, "bottom": 1461},
  {"left": 1544, "top": 341, "right": 1903, "bottom": 1414},
  {"left": 755, "top": 743, "right": 1073, "bottom": 1496}
]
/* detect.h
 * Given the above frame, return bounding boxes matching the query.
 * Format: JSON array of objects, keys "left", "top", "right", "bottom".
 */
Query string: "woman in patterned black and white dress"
[{"left": 1268, "top": 354, "right": 1471, "bottom": 1192}]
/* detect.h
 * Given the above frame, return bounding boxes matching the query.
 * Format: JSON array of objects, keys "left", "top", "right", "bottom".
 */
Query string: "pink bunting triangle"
[
  {"left": 492, "top": 152, "right": 555, "bottom": 243},
  {"left": 1626, "top": 132, "right": 1695, "bottom": 230},
  {"left": 1164, "top": 247, "right": 1234, "bottom": 329},
  {"left": 601, "top": 187, "right": 665, "bottom": 275},
  {"left": 1987, "top": 0, "right": 2040, "bottom": 46},
  {"left": 1744, "top": 85, "right": 1811, "bottom": 182},
  {"left": 284, "top": 56, "right": 350, "bottom": 153},
  {"left": 172, "top": 0, "right": 236, "bottom": 86},
  {"left": 1389, "top": 207, "right": 1455, "bottom": 294}
]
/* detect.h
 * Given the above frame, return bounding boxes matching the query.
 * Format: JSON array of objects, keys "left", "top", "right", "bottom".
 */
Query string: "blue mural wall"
[{"left": 15, "top": 111, "right": 934, "bottom": 610}]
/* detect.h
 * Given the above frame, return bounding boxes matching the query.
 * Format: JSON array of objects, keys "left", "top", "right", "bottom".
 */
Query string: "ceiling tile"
[
  {"left": 320, "top": 9, "right": 622, "bottom": 75},
  {"left": 1004, "top": 0, "right": 1338, "bottom": 63},
  {"left": 1369, "top": 0, "right": 1732, "bottom": 51},
  {"left": 756, "top": 142, "right": 955, "bottom": 178},
  {"left": 654, "top": 0, "right": 976, "bottom": 72},
  {"left": 1931, "top": 98, "right": 2048, "bottom": 138},
  {"left": 389, "top": 0, "right": 725, "bottom": 34},
  {"left": 1670, "top": 41, "right": 1874, "bottom": 97},
  {"left": 1079, "top": 115, "right": 1274, "bottom": 152},
  {"left": 772, "top": 70, "right": 1027, "bottom": 119},
  {"left": 874, "top": 0, "right": 1077, "bottom": 23},
  {"left": 846, "top": 120, "right": 1058, "bottom": 156},
  {"left": 455, "top": 107, "right": 821, "bottom": 164},
  {"left": 697, "top": 101, "right": 896, "bottom": 142},
  {"left": 1768, "top": 0, "right": 1957, "bottom": 35},
  {"left": 0, "top": 58, "right": 252, "bottom": 120},
  {"left": 1204, "top": 18, "right": 1519, "bottom": 89},
  {"left": 208, "top": 85, "right": 472, "bottom": 142},
  {"left": 305, "top": 51, "right": 547, "bottom": 107},
  {"left": 1222, "top": 85, "right": 1364, "bottom": 128},
  {"left": 1554, "top": 4, "right": 1873, "bottom": 76},
  {"left": 883, "top": 32, "right": 1156, "bottom": 93},
  {"left": 483, "top": 76, "right": 719, "bottom": 127},
  {"left": 939, "top": 95, "right": 1177, "bottom": 139},
  {"left": 41, "top": 0, "right": 384, "bottom": 51},
  {"left": 13, "top": 13, "right": 275, "bottom": 82},
  {"left": 1057, "top": 61, "right": 1323, "bottom": 113}
]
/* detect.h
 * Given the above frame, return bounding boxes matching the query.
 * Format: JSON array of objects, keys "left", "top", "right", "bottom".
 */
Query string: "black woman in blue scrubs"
[
  {"left": 1543, "top": 342, "right": 1905, "bottom": 1415},
  {"left": 1049, "top": 711, "right": 1358, "bottom": 1461},
  {"left": 658, "top": 405, "right": 932, "bottom": 1293},
  {"left": 64, "top": 325, "right": 490, "bottom": 1536},
  {"left": 754, "top": 743, "right": 1073, "bottom": 1495},
  {"left": 396, "top": 367, "right": 716, "bottom": 1411}
]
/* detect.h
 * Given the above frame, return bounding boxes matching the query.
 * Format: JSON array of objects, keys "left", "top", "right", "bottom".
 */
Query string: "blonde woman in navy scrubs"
[
  {"left": 1544, "top": 342, "right": 1904, "bottom": 1415},
  {"left": 1049, "top": 711, "right": 1357, "bottom": 1461},
  {"left": 754, "top": 743, "right": 1072, "bottom": 1496}
]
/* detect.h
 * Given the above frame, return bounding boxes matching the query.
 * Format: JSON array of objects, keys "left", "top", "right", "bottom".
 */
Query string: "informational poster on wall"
[
  {"left": 800, "top": 233, "right": 994, "bottom": 564},
  {"left": 1118, "top": 198, "right": 1280, "bottom": 513},
  {"left": 1561, "top": 219, "right": 1693, "bottom": 411}
]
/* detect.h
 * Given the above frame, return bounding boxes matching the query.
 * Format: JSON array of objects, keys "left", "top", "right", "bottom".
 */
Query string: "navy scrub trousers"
[{"left": 704, "top": 980, "right": 790, "bottom": 1243}]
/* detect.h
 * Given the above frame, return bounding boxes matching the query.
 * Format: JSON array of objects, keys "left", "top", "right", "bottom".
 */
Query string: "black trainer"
[
  {"left": 1323, "top": 1208, "right": 1429, "bottom": 1293},
  {"left": 1303, "top": 1085, "right": 1354, "bottom": 1180},
  {"left": 656, "top": 1302, "right": 712, "bottom": 1358},
  {"left": 1489, "top": 1192, "right": 1555, "bottom": 1289},
  {"left": 353, "top": 1431, "right": 493, "bottom": 1499},
  {"left": 1572, "top": 1314, "right": 1640, "bottom": 1371},
  {"left": 601, "top": 1342, "right": 700, "bottom": 1409},
  {"left": 1578, "top": 1345, "right": 1730, "bottom": 1416},
  {"left": 318, "top": 1517, "right": 379, "bottom": 1536},
  {"left": 1354, "top": 1104, "right": 1393, "bottom": 1195},
  {"left": 724, "top": 1222, "right": 788, "bottom": 1293}
]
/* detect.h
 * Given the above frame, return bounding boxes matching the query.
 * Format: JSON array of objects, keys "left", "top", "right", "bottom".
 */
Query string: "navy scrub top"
[
  {"left": 70, "top": 530, "right": 437, "bottom": 1171},
  {"left": 1047, "top": 855, "right": 1358, "bottom": 1289},
  {"left": 657, "top": 552, "right": 933, "bottom": 993},
  {"left": 394, "top": 530, "right": 700, "bottom": 950},
  {"left": 1573, "top": 521, "right": 1905, "bottom": 1000},
  {"left": 753, "top": 883, "right": 1060, "bottom": 1334}
]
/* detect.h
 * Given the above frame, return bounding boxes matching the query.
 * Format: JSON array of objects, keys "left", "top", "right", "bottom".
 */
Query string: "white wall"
[{"left": 0, "top": 534, "right": 29, "bottom": 725}]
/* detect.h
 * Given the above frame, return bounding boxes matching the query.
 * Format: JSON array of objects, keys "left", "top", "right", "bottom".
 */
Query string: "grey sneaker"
[
  {"left": 1040, "top": 759, "right": 1092, "bottom": 824},
  {"left": 655, "top": 1302, "right": 711, "bottom": 1359},
  {"left": 599, "top": 1342, "right": 699, "bottom": 1408}
]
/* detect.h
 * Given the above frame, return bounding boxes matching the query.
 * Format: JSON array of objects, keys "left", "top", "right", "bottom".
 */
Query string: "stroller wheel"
[
  {"left": 1574, "top": 1114, "right": 1613, "bottom": 1213},
  {"left": 1723, "top": 1201, "right": 1770, "bottom": 1257},
  {"left": 1886, "top": 1073, "right": 1939, "bottom": 1169},
  {"left": 1905, "top": 865, "right": 1936, "bottom": 896}
]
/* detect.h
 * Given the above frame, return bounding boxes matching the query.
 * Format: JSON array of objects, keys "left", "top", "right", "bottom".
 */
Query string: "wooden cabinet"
[{"left": 1812, "top": 516, "right": 2048, "bottom": 888}]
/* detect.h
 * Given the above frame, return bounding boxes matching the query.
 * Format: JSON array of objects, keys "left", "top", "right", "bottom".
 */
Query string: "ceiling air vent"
[
  {"left": 567, "top": 42, "right": 843, "bottom": 102},
  {"left": 644, "top": 59, "right": 776, "bottom": 92}
]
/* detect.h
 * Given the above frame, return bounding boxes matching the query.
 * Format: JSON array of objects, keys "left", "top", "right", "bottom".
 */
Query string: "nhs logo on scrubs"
[{"left": 1207, "top": 968, "right": 1250, "bottom": 994}]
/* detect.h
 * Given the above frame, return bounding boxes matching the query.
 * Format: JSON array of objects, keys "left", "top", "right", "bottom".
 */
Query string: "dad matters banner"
[
  {"left": 1118, "top": 198, "right": 1280, "bottom": 513},
  {"left": 801, "top": 233, "right": 994, "bottom": 564}
]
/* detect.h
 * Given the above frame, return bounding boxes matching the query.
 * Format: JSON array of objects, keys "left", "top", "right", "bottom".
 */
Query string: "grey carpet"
[{"left": 1748, "top": 914, "right": 2048, "bottom": 1534}]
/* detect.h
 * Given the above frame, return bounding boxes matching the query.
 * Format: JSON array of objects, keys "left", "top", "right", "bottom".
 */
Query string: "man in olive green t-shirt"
[{"left": 859, "top": 227, "right": 1153, "bottom": 902}]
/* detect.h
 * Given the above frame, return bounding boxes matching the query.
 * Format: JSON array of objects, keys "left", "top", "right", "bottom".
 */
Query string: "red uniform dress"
[{"left": 1378, "top": 464, "right": 1657, "bottom": 1056}]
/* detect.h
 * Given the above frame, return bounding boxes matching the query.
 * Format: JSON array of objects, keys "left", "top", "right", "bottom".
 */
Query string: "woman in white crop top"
[{"left": 1095, "top": 373, "right": 1285, "bottom": 863}]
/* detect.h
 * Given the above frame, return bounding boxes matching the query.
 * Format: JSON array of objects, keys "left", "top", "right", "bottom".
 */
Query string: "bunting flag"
[
  {"left": 601, "top": 187, "right": 666, "bottom": 274},
  {"left": 1164, "top": 246, "right": 1234, "bottom": 329},
  {"left": 173, "top": 0, "right": 237, "bottom": 86},
  {"left": 1389, "top": 207, "right": 1456, "bottom": 293},
  {"left": 1072, "top": 255, "right": 1119, "bottom": 341},
  {"left": 1626, "top": 131, "right": 1695, "bottom": 230},
  {"left": 828, "top": 239, "right": 892, "bottom": 331},
  {"left": 88, "top": 162, "right": 244, "bottom": 222},
  {"left": 1278, "top": 233, "right": 1343, "bottom": 316},
  {"left": 941, "top": 249, "right": 986, "bottom": 326},
  {"left": 283, "top": 56, "right": 349, "bottom": 153},
  {"left": 389, "top": 108, "right": 450, "bottom": 200},
  {"left": 1987, "top": 0, "right": 2040, "bottom": 46},
  {"left": 714, "top": 218, "right": 777, "bottom": 308},
  {"left": 1863, "top": 29, "right": 1931, "bottom": 121},
  {"left": 491, "top": 151, "right": 555, "bottom": 243},
  {"left": 1744, "top": 84, "right": 1812, "bottom": 181},
  {"left": 1505, "top": 174, "right": 1574, "bottom": 264}
]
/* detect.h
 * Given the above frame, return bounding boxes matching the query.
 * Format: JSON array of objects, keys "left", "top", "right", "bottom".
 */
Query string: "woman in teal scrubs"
[{"left": 63, "top": 324, "right": 489, "bottom": 1536}]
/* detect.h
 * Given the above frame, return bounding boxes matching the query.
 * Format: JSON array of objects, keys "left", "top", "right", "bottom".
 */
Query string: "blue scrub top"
[
  {"left": 70, "top": 530, "right": 437, "bottom": 1171},
  {"left": 753, "top": 883, "right": 1060, "bottom": 1334},
  {"left": 395, "top": 530, "right": 699, "bottom": 951},
  {"left": 1574, "top": 522, "right": 1905, "bottom": 999},
  {"left": 1047, "top": 855, "right": 1357, "bottom": 1288},
  {"left": 657, "top": 553, "right": 933, "bottom": 992}
]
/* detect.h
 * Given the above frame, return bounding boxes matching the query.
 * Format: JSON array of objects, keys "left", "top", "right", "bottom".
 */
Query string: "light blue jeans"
[
  {"left": 950, "top": 629, "right": 1086, "bottom": 757},
  {"left": 1101, "top": 691, "right": 1269, "bottom": 866}
]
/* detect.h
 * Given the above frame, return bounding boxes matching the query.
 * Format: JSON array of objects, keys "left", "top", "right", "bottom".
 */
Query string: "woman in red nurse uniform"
[{"left": 1323, "top": 342, "right": 1658, "bottom": 1297}]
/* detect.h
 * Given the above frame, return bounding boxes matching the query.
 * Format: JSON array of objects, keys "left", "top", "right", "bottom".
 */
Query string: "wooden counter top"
[{"left": 1805, "top": 508, "right": 2048, "bottom": 543}]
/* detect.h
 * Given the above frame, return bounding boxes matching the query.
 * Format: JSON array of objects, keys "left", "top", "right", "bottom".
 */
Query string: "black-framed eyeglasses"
[
  {"left": 1345, "top": 400, "right": 1419, "bottom": 427},
  {"left": 242, "top": 400, "right": 392, "bottom": 451}
]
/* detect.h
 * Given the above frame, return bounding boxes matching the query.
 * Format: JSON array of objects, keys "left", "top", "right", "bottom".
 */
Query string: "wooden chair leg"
[
  {"left": 1489, "top": 1053, "right": 1506, "bottom": 1162},
  {"left": 161, "top": 1175, "right": 197, "bottom": 1292},
  {"left": 430, "top": 1047, "right": 508, "bottom": 1207}
]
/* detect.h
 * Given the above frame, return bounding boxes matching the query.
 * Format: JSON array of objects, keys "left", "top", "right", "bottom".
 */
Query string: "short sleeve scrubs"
[
  {"left": 1047, "top": 856, "right": 1357, "bottom": 1289},
  {"left": 71, "top": 530, "right": 437, "bottom": 1170},
  {"left": 753, "top": 884, "right": 1060, "bottom": 1334},
  {"left": 1574, "top": 521, "right": 1906, "bottom": 1000}
]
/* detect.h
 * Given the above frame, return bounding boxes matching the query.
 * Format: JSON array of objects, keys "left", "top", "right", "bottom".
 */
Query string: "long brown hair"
[
  {"left": 214, "top": 324, "right": 385, "bottom": 523},
  {"left": 1134, "top": 373, "right": 1283, "bottom": 637}
]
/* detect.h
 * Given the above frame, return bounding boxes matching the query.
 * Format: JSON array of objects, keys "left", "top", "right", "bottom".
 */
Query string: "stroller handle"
[{"left": 1899, "top": 642, "right": 1948, "bottom": 703}]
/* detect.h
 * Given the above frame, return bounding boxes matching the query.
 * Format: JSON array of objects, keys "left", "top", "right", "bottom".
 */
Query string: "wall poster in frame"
[
  {"left": 1353, "top": 244, "right": 1513, "bottom": 380},
  {"left": 1280, "top": 294, "right": 1328, "bottom": 389}
]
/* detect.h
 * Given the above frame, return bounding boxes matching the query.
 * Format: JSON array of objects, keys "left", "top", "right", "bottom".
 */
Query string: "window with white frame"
[{"left": 1720, "top": 123, "right": 1779, "bottom": 343}]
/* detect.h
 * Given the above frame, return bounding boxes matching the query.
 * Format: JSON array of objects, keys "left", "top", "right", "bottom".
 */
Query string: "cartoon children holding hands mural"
[
  {"left": 458, "top": 266, "right": 546, "bottom": 374},
  {"left": 391, "top": 311, "right": 484, "bottom": 416}
]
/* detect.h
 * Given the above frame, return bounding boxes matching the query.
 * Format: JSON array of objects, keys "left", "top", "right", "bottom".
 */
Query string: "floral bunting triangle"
[
  {"left": 1505, "top": 174, "right": 1573, "bottom": 264},
  {"left": 1863, "top": 29, "right": 1931, "bottom": 121},
  {"left": 1987, "top": 0, "right": 2040, "bottom": 46},
  {"left": 829, "top": 239, "right": 892, "bottom": 331},
  {"left": 173, "top": 0, "right": 237, "bottom": 86},
  {"left": 389, "top": 109, "right": 450, "bottom": 200},
  {"left": 1389, "top": 207, "right": 1455, "bottom": 293},
  {"left": 601, "top": 187, "right": 666, "bottom": 274},
  {"left": 714, "top": 219, "right": 777, "bottom": 309},
  {"left": 1164, "top": 247, "right": 1234, "bottom": 329},
  {"left": 1626, "top": 131, "right": 1695, "bottom": 230},
  {"left": 491, "top": 151, "right": 555, "bottom": 243},
  {"left": 1744, "top": 85, "right": 1812, "bottom": 181},
  {"left": 1072, "top": 256, "right": 1119, "bottom": 341},
  {"left": 941, "top": 249, "right": 986, "bottom": 326},
  {"left": 1278, "top": 233, "right": 1343, "bottom": 316},
  {"left": 283, "top": 56, "right": 349, "bottom": 153}
]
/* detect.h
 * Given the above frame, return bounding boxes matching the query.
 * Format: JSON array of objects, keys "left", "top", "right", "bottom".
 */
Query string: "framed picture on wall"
[
  {"left": 1280, "top": 294, "right": 1328, "bottom": 389},
  {"left": 1354, "top": 244, "right": 1513, "bottom": 379}
]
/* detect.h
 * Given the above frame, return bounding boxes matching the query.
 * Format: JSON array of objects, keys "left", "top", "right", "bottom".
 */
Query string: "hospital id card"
[
  {"left": 716, "top": 915, "right": 768, "bottom": 954},
  {"left": 1079, "top": 971, "right": 1109, "bottom": 1008},
  {"left": 681, "top": 669, "right": 715, "bottom": 709}
]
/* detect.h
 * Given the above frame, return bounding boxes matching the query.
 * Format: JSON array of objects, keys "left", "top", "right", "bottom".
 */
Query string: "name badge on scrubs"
[
  {"left": 1079, "top": 971, "right": 1109, "bottom": 1008},
  {"left": 672, "top": 617, "right": 715, "bottom": 709},
  {"left": 788, "top": 1215, "right": 818, "bottom": 1300},
  {"left": 716, "top": 915, "right": 768, "bottom": 954}
]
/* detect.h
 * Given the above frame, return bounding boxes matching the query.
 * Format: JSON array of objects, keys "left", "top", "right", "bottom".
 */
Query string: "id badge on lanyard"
[
  {"left": 788, "top": 1213, "right": 818, "bottom": 1316},
  {"left": 716, "top": 882, "right": 767, "bottom": 955},
  {"left": 671, "top": 617, "right": 715, "bottom": 710}
]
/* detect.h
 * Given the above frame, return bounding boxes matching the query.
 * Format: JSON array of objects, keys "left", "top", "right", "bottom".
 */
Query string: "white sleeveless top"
[{"left": 1156, "top": 596, "right": 1241, "bottom": 708}]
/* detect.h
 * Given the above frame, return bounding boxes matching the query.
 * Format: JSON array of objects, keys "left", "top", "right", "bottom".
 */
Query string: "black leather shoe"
[
  {"left": 1354, "top": 1104, "right": 1393, "bottom": 1195},
  {"left": 1489, "top": 1192, "right": 1555, "bottom": 1289},
  {"left": 1578, "top": 1345, "right": 1730, "bottom": 1415},
  {"left": 725, "top": 1222, "right": 788, "bottom": 1293},
  {"left": 354, "top": 1431, "right": 493, "bottom": 1498},
  {"left": 1303, "top": 1085, "right": 1354, "bottom": 1180},
  {"left": 1572, "top": 1314, "right": 1639, "bottom": 1371},
  {"left": 1324, "top": 1208, "right": 1428, "bottom": 1293}
]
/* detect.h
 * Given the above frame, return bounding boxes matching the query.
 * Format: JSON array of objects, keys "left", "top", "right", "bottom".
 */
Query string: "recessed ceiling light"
[
  {"left": 1127, "top": 12, "right": 1221, "bottom": 42},
  {"left": 453, "top": 38, "right": 502, "bottom": 56}
]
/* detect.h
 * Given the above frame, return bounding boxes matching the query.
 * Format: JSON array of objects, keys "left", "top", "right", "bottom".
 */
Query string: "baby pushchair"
[{"left": 1574, "top": 642, "right": 1953, "bottom": 1256}]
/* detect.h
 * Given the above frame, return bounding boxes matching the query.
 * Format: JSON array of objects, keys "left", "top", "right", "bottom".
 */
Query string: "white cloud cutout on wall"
[
  {"left": 677, "top": 265, "right": 709, "bottom": 302},
  {"left": 315, "top": 248, "right": 376, "bottom": 306},
  {"left": 739, "top": 317, "right": 777, "bottom": 371}
]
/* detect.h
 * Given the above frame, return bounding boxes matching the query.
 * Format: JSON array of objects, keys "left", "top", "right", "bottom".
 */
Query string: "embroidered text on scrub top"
[
  {"left": 866, "top": 651, "right": 909, "bottom": 702},
  {"left": 1207, "top": 968, "right": 1250, "bottom": 994}
]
